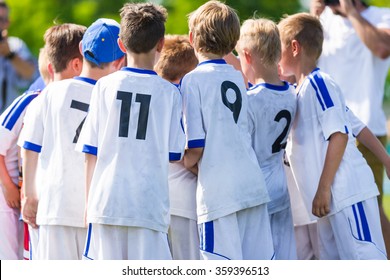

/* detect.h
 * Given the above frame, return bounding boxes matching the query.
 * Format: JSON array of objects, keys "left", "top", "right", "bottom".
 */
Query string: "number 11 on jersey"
[{"left": 116, "top": 90, "right": 151, "bottom": 140}]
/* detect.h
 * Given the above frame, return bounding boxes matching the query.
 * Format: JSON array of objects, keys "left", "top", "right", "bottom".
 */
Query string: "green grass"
[{"left": 384, "top": 195, "right": 390, "bottom": 219}]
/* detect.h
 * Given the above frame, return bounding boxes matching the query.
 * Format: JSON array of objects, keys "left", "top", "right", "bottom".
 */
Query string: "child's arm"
[
  {"left": 21, "top": 149, "right": 39, "bottom": 228},
  {"left": 312, "top": 132, "right": 348, "bottom": 218},
  {"left": 356, "top": 127, "right": 390, "bottom": 179},
  {"left": 0, "top": 155, "right": 20, "bottom": 209},
  {"left": 183, "top": 148, "right": 203, "bottom": 173}
]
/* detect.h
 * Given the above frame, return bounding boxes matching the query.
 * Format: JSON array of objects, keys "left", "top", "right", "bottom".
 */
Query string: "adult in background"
[
  {"left": 0, "top": 0, "right": 36, "bottom": 113},
  {"left": 310, "top": 0, "right": 390, "bottom": 258}
]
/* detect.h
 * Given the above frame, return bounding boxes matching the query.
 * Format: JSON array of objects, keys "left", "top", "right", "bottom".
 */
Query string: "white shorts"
[
  {"left": 0, "top": 190, "right": 23, "bottom": 260},
  {"left": 294, "top": 222, "right": 319, "bottom": 260},
  {"left": 317, "top": 197, "right": 387, "bottom": 259},
  {"left": 83, "top": 223, "right": 172, "bottom": 260},
  {"left": 199, "top": 204, "right": 274, "bottom": 260},
  {"left": 33, "top": 225, "right": 87, "bottom": 260},
  {"left": 269, "top": 206, "right": 297, "bottom": 259},
  {"left": 168, "top": 215, "right": 200, "bottom": 260}
]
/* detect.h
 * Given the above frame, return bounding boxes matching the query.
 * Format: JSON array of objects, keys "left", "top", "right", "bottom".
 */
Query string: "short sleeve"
[
  {"left": 347, "top": 106, "right": 366, "bottom": 136},
  {"left": 168, "top": 90, "right": 185, "bottom": 161}
]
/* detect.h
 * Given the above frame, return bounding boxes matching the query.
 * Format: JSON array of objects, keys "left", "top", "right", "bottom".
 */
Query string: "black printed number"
[
  {"left": 116, "top": 91, "right": 151, "bottom": 139},
  {"left": 272, "top": 110, "right": 292, "bottom": 153},
  {"left": 221, "top": 81, "right": 242, "bottom": 123},
  {"left": 70, "top": 100, "right": 89, "bottom": 143}
]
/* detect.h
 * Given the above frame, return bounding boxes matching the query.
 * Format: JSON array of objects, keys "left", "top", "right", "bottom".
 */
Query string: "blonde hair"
[
  {"left": 188, "top": 0, "right": 240, "bottom": 56},
  {"left": 238, "top": 18, "right": 281, "bottom": 67},
  {"left": 154, "top": 34, "right": 198, "bottom": 83},
  {"left": 38, "top": 47, "right": 51, "bottom": 85},
  {"left": 120, "top": 2, "right": 167, "bottom": 54},
  {"left": 278, "top": 13, "right": 323, "bottom": 61}
]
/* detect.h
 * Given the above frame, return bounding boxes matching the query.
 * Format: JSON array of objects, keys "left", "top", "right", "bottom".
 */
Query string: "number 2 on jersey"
[
  {"left": 221, "top": 81, "right": 242, "bottom": 123},
  {"left": 116, "top": 91, "right": 151, "bottom": 139},
  {"left": 272, "top": 110, "right": 292, "bottom": 153}
]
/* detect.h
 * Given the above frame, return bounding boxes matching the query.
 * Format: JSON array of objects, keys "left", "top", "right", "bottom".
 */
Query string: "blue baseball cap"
[{"left": 82, "top": 18, "right": 125, "bottom": 66}]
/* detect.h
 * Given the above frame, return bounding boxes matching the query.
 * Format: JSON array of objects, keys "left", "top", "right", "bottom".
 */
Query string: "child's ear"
[
  {"left": 71, "top": 57, "right": 82, "bottom": 73},
  {"left": 244, "top": 49, "right": 252, "bottom": 64},
  {"left": 79, "top": 41, "right": 83, "bottom": 56},
  {"left": 291, "top": 40, "right": 300, "bottom": 57},
  {"left": 118, "top": 38, "right": 127, "bottom": 54},
  {"left": 156, "top": 37, "right": 165, "bottom": 53}
]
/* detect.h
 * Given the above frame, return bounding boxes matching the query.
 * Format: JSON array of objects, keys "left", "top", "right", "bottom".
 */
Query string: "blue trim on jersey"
[
  {"left": 251, "top": 81, "right": 290, "bottom": 91},
  {"left": 169, "top": 152, "right": 181, "bottom": 161},
  {"left": 188, "top": 139, "right": 205, "bottom": 148},
  {"left": 308, "top": 78, "right": 326, "bottom": 111},
  {"left": 121, "top": 67, "right": 157, "bottom": 75},
  {"left": 312, "top": 72, "right": 334, "bottom": 109},
  {"left": 345, "top": 126, "right": 349, "bottom": 134},
  {"left": 28, "top": 76, "right": 46, "bottom": 92},
  {"left": 82, "top": 145, "right": 98, "bottom": 156},
  {"left": 73, "top": 76, "right": 97, "bottom": 85},
  {"left": 23, "top": 141, "right": 42, "bottom": 153},
  {"left": 203, "top": 221, "right": 214, "bottom": 252},
  {"left": 2, "top": 93, "right": 38, "bottom": 131},
  {"left": 198, "top": 59, "right": 226, "bottom": 67},
  {"left": 357, "top": 202, "right": 372, "bottom": 242}
]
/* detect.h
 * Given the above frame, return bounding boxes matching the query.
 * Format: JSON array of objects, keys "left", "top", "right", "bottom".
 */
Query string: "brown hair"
[
  {"left": 154, "top": 34, "right": 198, "bottom": 83},
  {"left": 43, "top": 23, "right": 86, "bottom": 73},
  {"left": 188, "top": 0, "right": 240, "bottom": 56},
  {"left": 120, "top": 2, "right": 167, "bottom": 54},
  {"left": 238, "top": 18, "right": 281, "bottom": 67},
  {"left": 278, "top": 13, "right": 323, "bottom": 61}
]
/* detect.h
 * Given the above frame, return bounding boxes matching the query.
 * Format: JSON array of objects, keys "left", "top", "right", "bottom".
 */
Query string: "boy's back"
[
  {"left": 247, "top": 83, "right": 296, "bottom": 214},
  {"left": 78, "top": 68, "right": 184, "bottom": 233},
  {"left": 182, "top": 60, "right": 269, "bottom": 223}
]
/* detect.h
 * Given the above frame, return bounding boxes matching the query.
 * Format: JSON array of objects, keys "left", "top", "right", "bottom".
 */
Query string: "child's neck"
[
  {"left": 196, "top": 52, "right": 224, "bottom": 63},
  {"left": 126, "top": 52, "right": 156, "bottom": 70},
  {"left": 253, "top": 65, "right": 284, "bottom": 86},
  {"left": 296, "top": 59, "right": 318, "bottom": 88}
]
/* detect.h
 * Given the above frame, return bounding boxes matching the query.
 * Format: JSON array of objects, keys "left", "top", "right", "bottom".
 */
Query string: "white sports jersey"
[
  {"left": 168, "top": 162, "right": 197, "bottom": 221},
  {"left": 76, "top": 67, "right": 185, "bottom": 233},
  {"left": 288, "top": 68, "right": 379, "bottom": 221},
  {"left": 247, "top": 82, "right": 296, "bottom": 214},
  {"left": 181, "top": 59, "right": 270, "bottom": 223},
  {"left": 319, "top": 6, "right": 390, "bottom": 136},
  {"left": 0, "top": 91, "right": 39, "bottom": 184},
  {"left": 18, "top": 77, "right": 96, "bottom": 228}
]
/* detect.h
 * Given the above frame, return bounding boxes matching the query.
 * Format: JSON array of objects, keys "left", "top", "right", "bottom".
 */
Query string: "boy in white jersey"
[
  {"left": 155, "top": 34, "right": 199, "bottom": 260},
  {"left": 235, "top": 18, "right": 297, "bottom": 260},
  {"left": 0, "top": 47, "right": 51, "bottom": 260},
  {"left": 18, "top": 19, "right": 125, "bottom": 260},
  {"left": 182, "top": 1, "right": 273, "bottom": 260},
  {"left": 278, "top": 13, "right": 386, "bottom": 259},
  {"left": 76, "top": 3, "right": 185, "bottom": 260}
]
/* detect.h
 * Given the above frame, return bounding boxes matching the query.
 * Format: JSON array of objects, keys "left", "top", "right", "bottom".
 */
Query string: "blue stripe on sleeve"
[
  {"left": 3, "top": 93, "right": 38, "bottom": 131},
  {"left": 357, "top": 202, "right": 372, "bottom": 242},
  {"left": 309, "top": 78, "right": 325, "bottom": 111},
  {"left": 23, "top": 141, "right": 42, "bottom": 153},
  {"left": 169, "top": 152, "right": 181, "bottom": 161},
  {"left": 188, "top": 139, "right": 205, "bottom": 148},
  {"left": 82, "top": 145, "right": 98, "bottom": 156},
  {"left": 203, "top": 221, "right": 214, "bottom": 253},
  {"left": 313, "top": 73, "right": 334, "bottom": 109}
]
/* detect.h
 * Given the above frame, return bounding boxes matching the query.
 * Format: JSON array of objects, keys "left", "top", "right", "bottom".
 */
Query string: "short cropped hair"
[
  {"left": 188, "top": 0, "right": 240, "bottom": 57},
  {"left": 120, "top": 2, "right": 167, "bottom": 54},
  {"left": 38, "top": 47, "right": 50, "bottom": 85},
  {"left": 238, "top": 18, "right": 281, "bottom": 67},
  {"left": 154, "top": 34, "right": 198, "bottom": 83},
  {"left": 278, "top": 13, "right": 323, "bottom": 61},
  {"left": 43, "top": 23, "right": 86, "bottom": 73}
]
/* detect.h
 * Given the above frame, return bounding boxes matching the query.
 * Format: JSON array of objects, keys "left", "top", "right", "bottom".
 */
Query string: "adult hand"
[
  {"left": 310, "top": 0, "right": 326, "bottom": 17},
  {"left": 340, "top": 0, "right": 359, "bottom": 18},
  {"left": 0, "top": 29, "right": 11, "bottom": 57}
]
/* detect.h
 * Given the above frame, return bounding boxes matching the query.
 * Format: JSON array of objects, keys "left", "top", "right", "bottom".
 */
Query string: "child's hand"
[
  {"left": 312, "top": 185, "right": 331, "bottom": 218},
  {"left": 2, "top": 183, "right": 21, "bottom": 209}
]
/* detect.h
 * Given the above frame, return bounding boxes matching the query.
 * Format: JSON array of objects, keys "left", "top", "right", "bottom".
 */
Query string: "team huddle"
[{"left": 0, "top": 0, "right": 389, "bottom": 260}]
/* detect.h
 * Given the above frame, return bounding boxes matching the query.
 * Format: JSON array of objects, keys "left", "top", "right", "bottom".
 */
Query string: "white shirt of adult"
[
  {"left": 76, "top": 67, "right": 185, "bottom": 234},
  {"left": 181, "top": 59, "right": 270, "bottom": 224},
  {"left": 319, "top": 6, "right": 390, "bottom": 136}
]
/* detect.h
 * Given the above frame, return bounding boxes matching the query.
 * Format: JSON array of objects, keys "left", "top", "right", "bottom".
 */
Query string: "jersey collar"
[
  {"left": 121, "top": 67, "right": 157, "bottom": 75},
  {"left": 197, "top": 59, "right": 227, "bottom": 67},
  {"left": 73, "top": 76, "right": 97, "bottom": 85},
  {"left": 250, "top": 81, "right": 290, "bottom": 91}
]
